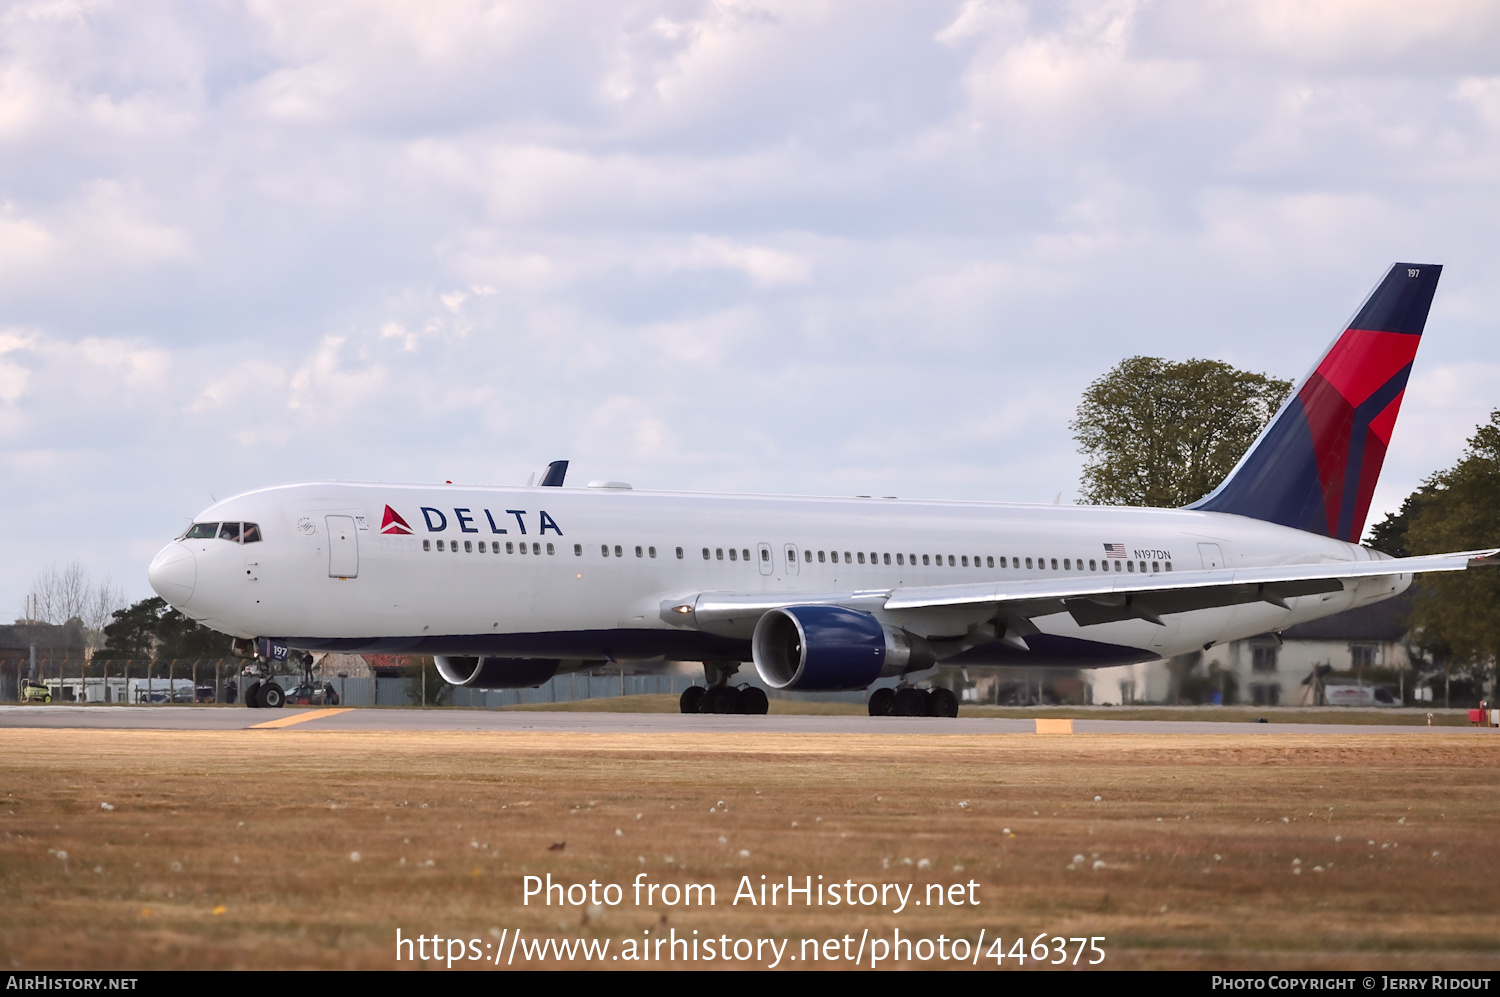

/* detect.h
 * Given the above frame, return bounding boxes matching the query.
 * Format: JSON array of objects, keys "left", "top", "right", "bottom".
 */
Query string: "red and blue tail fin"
[{"left": 1187, "top": 263, "right": 1441, "bottom": 542}]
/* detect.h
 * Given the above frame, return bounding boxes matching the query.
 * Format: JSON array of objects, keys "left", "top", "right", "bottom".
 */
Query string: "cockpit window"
[
  {"left": 183, "top": 522, "right": 219, "bottom": 539},
  {"left": 219, "top": 522, "right": 242, "bottom": 542},
  {"left": 181, "top": 521, "right": 262, "bottom": 542},
  {"left": 241, "top": 523, "right": 262, "bottom": 543}
]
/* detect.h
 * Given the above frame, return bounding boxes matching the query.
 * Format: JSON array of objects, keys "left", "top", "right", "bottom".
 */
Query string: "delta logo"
[{"left": 381, "top": 505, "right": 413, "bottom": 535}]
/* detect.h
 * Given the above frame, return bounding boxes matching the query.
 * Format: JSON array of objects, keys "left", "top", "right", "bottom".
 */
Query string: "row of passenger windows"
[
  {"left": 425, "top": 538, "right": 556, "bottom": 555},
  {"left": 793, "top": 551, "right": 1171, "bottom": 573},
  {"left": 180, "top": 521, "right": 263, "bottom": 543},
  {"left": 418, "top": 538, "right": 1171, "bottom": 574}
]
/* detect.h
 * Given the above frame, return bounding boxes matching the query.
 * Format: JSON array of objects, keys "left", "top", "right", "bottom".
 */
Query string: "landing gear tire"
[
  {"left": 243, "top": 680, "right": 262, "bottom": 709},
  {"left": 701, "top": 685, "right": 738, "bottom": 714},
  {"left": 868, "top": 687, "right": 895, "bottom": 717},
  {"left": 679, "top": 686, "right": 706, "bottom": 714},
  {"left": 736, "top": 686, "right": 769, "bottom": 715},
  {"left": 893, "top": 687, "right": 928, "bottom": 717},
  {"left": 929, "top": 687, "right": 959, "bottom": 718},
  {"left": 257, "top": 682, "right": 285, "bottom": 709}
]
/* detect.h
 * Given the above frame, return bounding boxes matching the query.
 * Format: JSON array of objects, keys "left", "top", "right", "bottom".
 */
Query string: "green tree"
[
  {"left": 1071, "top": 357, "right": 1292, "bottom": 507},
  {"left": 1399, "top": 410, "right": 1500, "bottom": 691},
  {"left": 98, "top": 597, "right": 228, "bottom": 662}
]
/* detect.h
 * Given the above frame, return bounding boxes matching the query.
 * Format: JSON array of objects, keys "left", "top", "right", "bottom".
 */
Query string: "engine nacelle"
[
  {"left": 434, "top": 656, "right": 560, "bottom": 689},
  {"left": 751, "top": 606, "right": 935, "bottom": 691}
]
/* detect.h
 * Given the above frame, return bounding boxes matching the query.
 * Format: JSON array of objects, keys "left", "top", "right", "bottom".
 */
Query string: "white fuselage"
[{"left": 148, "top": 481, "right": 1406, "bottom": 669}]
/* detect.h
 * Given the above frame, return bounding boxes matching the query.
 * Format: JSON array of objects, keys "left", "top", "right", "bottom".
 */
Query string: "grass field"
[{"left": 2, "top": 727, "right": 1497, "bottom": 970}]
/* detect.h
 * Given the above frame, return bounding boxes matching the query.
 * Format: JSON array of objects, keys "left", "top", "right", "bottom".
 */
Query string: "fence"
[{"left": 5, "top": 658, "right": 895, "bottom": 707}]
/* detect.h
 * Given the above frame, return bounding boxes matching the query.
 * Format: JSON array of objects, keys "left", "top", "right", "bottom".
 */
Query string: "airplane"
[{"left": 148, "top": 262, "right": 1497, "bottom": 715}]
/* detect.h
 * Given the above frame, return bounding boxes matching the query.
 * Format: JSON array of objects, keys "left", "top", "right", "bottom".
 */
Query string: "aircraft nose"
[{"left": 148, "top": 542, "right": 197, "bottom": 606}]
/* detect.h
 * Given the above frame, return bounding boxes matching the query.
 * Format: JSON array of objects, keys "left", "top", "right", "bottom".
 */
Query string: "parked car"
[{"left": 1324, "top": 684, "right": 1400, "bottom": 707}]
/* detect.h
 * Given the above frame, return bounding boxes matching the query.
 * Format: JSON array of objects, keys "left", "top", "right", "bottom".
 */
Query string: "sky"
[{"left": 2, "top": 0, "right": 1499, "bottom": 617}]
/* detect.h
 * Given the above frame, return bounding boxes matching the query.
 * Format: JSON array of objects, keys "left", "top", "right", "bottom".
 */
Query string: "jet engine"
[
  {"left": 434, "top": 656, "right": 559, "bottom": 689},
  {"left": 751, "top": 606, "right": 935, "bottom": 691}
]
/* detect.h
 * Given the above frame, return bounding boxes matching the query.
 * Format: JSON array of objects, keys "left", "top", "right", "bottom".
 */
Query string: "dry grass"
[{"left": 1, "top": 728, "right": 1497, "bottom": 970}]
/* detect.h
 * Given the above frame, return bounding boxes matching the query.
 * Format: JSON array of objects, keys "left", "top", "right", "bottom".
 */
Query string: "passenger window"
[
  {"left": 884, "top": 553, "right": 891, "bottom": 565},
  {"left": 716, "top": 548, "right": 724, "bottom": 560},
  {"left": 1062, "top": 558, "right": 1069, "bottom": 570},
  {"left": 423, "top": 539, "right": 431, "bottom": 551},
  {"left": 944, "top": 555, "right": 952, "bottom": 566},
  {"left": 574, "top": 544, "right": 582, "bottom": 556},
  {"left": 1000, "top": 557, "right": 1007, "bottom": 568},
  {"left": 506, "top": 542, "right": 514, "bottom": 554},
  {"left": 518, "top": 542, "right": 526, "bottom": 554},
  {"left": 805, "top": 550, "right": 812, "bottom": 562},
  {"left": 922, "top": 555, "right": 930, "bottom": 566},
  {"left": 1114, "top": 560, "right": 1121, "bottom": 572},
  {"left": 635, "top": 546, "right": 643, "bottom": 558},
  {"left": 818, "top": 551, "right": 826, "bottom": 563},
  {"left": 534, "top": 543, "right": 542, "bottom": 555},
  {"left": 437, "top": 539, "right": 446, "bottom": 551},
  {"left": 961, "top": 555, "right": 968, "bottom": 567},
  {"left": 1152, "top": 561, "right": 1159, "bottom": 572},
  {"left": 1127, "top": 561, "right": 1134, "bottom": 572},
  {"left": 676, "top": 547, "right": 683, "bottom": 559},
  {"left": 842, "top": 551, "right": 850, "bottom": 563},
  {"left": 729, "top": 548, "right": 737, "bottom": 561},
  {"left": 896, "top": 553, "right": 904, "bottom": 565},
  {"left": 601, "top": 545, "right": 610, "bottom": 557},
  {"left": 703, "top": 548, "right": 710, "bottom": 560},
  {"left": 1050, "top": 558, "right": 1058, "bottom": 570},
  {"left": 462, "top": 540, "right": 471, "bottom": 553},
  {"left": 1025, "top": 557, "right": 1032, "bottom": 569},
  {"left": 1138, "top": 560, "right": 1146, "bottom": 573},
  {"left": 547, "top": 543, "right": 555, "bottom": 555},
  {"left": 1089, "top": 559, "right": 1097, "bottom": 571},
  {"left": 986, "top": 556, "right": 993, "bottom": 568},
  {"left": 478, "top": 541, "right": 486, "bottom": 553},
  {"left": 651, "top": 547, "right": 658, "bottom": 559},
  {"left": 761, "top": 548, "right": 769, "bottom": 562},
  {"left": 744, "top": 549, "right": 750, "bottom": 562},
  {"left": 614, "top": 545, "right": 622, "bottom": 557},
  {"left": 857, "top": 552, "right": 865, "bottom": 564},
  {"left": 1165, "top": 561, "right": 1172, "bottom": 571}
]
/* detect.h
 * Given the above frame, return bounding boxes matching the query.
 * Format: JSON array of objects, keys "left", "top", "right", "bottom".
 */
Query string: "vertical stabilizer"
[{"left": 1188, "top": 263, "right": 1441, "bottom": 542}]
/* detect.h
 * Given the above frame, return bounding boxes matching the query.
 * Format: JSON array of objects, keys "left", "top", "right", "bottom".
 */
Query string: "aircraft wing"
[
  {"left": 680, "top": 549, "right": 1500, "bottom": 631},
  {"left": 889, "top": 548, "right": 1500, "bottom": 627}
]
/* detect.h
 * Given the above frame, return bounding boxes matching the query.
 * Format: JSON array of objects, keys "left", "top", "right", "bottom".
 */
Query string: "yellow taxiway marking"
[
  {"left": 1035, "top": 718, "right": 1074, "bottom": 734},
  {"left": 249, "top": 708, "right": 352, "bottom": 730}
]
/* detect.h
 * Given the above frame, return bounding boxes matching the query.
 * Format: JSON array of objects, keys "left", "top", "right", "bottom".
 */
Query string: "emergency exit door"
[{"left": 327, "top": 515, "right": 359, "bottom": 578}]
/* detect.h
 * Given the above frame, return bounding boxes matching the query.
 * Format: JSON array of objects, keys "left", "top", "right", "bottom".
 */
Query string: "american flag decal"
[{"left": 1103, "top": 543, "right": 1126, "bottom": 558}]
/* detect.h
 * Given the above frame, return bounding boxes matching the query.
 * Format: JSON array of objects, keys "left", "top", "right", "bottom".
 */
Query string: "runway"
[{"left": 0, "top": 703, "right": 1481, "bottom": 735}]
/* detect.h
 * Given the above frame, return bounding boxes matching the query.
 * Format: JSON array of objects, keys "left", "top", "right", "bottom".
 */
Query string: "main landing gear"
[
  {"left": 679, "top": 660, "right": 770, "bottom": 715},
  {"left": 868, "top": 686, "right": 958, "bottom": 718}
]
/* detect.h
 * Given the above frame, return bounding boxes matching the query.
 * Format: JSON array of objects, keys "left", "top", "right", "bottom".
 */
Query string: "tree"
[
  {"left": 97, "top": 597, "right": 228, "bottom": 663},
  {"left": 1386, "top": 410, "right": 1500, "bottom": 701},
  {"left": 21, "top": 562, "right": 127, "bottom": 654},
  {"left": 1071, "top": 357, "right": 1292, "bottom": 508}
]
